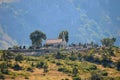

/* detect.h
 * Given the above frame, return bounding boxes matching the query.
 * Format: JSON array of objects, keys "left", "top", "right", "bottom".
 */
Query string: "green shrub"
[
  {"left": 58, "top": 67, "right": 64, "bottom": 72},
  {"left": 58, "top": 67, "right": 72, "bottom": 74},
  {"left": 36, "top": 61, "right": 44, "bottom": 68},
  {"left": 94, "top": 57, "right": 101, "bottom": 63},
  {"left": 7, "top": 63, "right": 13, "bottom": 68},
  {"left": 69, "top": 52, "right": 77, "bottom": 61},
  {"left": 0, "top": 75, "right": 5, "bottom": 79},
  {"left": 13, "top": 64, "right": 22, "bottom": 70},
  {"left": 31, "top": 62, "right": 35, "bottom": 67},
  {"left": 15, "top": 54, "right": 24, "bottom": 62},
  {"left": 84, "top": 54, "right": 94, "bottom": 61},
  {"left": 36, "top": 61, "right": 49, "bottom": 72},
  {"left": 69, "top": 56, "right": 77, "bottom": 61},
  {"left": 51, "top": 60, "right": 56, "bottom": 63},
  {"left": 25, "top": 57, "right": 39, "bottom": 61},
  {"left": 9, "top": 72, "right": 18, "bottom": 77},
  {"left": 73, "top": 76, "right": 81, "bottom": 80},
  {"left": 0, "top": 62, "right": 9, "bottom": 74},
  {"left": 56, "top": 62, "right": 63, "bottom": 66},
  {"left": 2, "top": 69, "right": 9, "bottom": 74},
  {"left": 101, "top": 70, "right": 108, "bottom": 76},
  {"left": 65, "top": 78, "right": 69, "bottom": 80},
  {"left": 25, "top": 76, "right": 29, "bottom": 79},
  {"left": 27, "top": 67, "right": 34, "bottom": 72},
  {"left": 43, "top": 63, "right": 49, "bottom": 73},
  {"left": 72, "top": 67, "right": 79, "bottom": 76},
  {"left": 89, "top": 65, "right": 97, "bottom": 70},
  {"left": 55, "top": 51, "right": 63, "bottom": 59},
  {"left": 55, "top": 51, "right": 68, "bottom": 60},
  {"left": 85, "top": 65, "right": 97, "bottom": 71},
  {"left": 91, "top": 71, "right": 101, "bottom": 80},
  {"left": 101, "top": 53, "right": 113, "bottom": 68},
  {"left": 116, "top": 60, "right": 120, "bottom": 71},
  {"left": 11, "top": 76, "right": 15, "bottom": 79}
]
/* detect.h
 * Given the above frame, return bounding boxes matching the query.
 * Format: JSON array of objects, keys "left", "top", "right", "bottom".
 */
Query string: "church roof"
[{"left": 46, "top": 39, "right": 62, "bottom": 45}]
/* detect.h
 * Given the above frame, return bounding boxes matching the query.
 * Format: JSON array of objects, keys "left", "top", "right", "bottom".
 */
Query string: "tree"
[
  {"left": 79, "top": 42, "right": 82, "bottom": 46},
  {"left": 93, "top": 43, "right": 99, "bottom": 48},
  {"left": 13, "top": 45, "right": 19, "bottom": 49},
  {"left": 101, "top": 37, "right": 116, "bottom": 47},
  {"left": 23, "top": 45, "right": 26, "bottom": 49},
  {"left": 58, "top": 30, "right": 69, "bottom": 43},
  {"left": 83, "top": 43, "right": 87, "bottom": 48},
  {"left": 91, "top": 41, "right": 94, "bottom": 48},
  {"left": 30, "top": 30, "right": 46, "bottom": 49},
  {"left": 19, "top": 46, "right": 22, "bottom": 49}
]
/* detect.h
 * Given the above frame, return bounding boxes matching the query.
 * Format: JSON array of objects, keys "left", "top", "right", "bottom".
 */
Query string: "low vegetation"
[{"left": 0, "top": 46, "right": 120, "bottom": 80}]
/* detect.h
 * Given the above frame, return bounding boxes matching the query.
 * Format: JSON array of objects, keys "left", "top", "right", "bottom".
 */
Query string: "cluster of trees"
[
  {"left": 29, "top": 30, "right": 69, "bottom": 49},
  {"left": 101, "top": 37, "right": 116, "bottom": 47},
  {"left": 69, "top": 37, "right": 116, "bottom": 49},
  {"left": 8, "top": 45, "right": 26, "bottom": 50},
  {"left": 69, "top": 42, "right": 99, "bottom": 48}
]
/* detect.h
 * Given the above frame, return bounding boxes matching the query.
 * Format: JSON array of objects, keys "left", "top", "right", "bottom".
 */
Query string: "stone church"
[{"left": 46, "top": 33, "right": 67, "bottom": 48}]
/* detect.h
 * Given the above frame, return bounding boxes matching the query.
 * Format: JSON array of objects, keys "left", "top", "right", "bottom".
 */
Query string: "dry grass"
[
  {"left": 96, "top": 64, "right": 120, "bottom": 78},
  {"left": 7, "top": 68, "right": 72, "bottom": 80}
]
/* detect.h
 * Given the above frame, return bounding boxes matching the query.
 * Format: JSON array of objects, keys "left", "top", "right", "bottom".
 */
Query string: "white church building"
[{"left": 46, "top": 33, "right": 67, "bottom": 48}]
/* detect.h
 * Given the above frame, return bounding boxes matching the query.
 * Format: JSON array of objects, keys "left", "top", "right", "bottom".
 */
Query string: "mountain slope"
[
  {"left": 0, "top": 27, "right": 16, "bottom": 49},
  {"left": 0, "top": 0, "right": 120, "bottom": 48}
]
